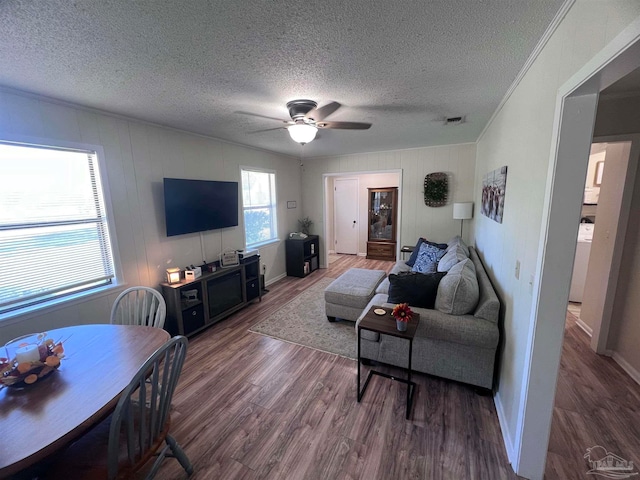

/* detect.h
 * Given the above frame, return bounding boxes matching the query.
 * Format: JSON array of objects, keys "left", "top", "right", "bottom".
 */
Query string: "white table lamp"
[{"left": 453, "top": 202, "right": 473, "bottom": 237}]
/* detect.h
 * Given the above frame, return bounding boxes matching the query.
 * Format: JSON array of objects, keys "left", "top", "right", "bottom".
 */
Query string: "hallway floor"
[{"left": 545, "top": 310, "right": 640, "bottom": 478}]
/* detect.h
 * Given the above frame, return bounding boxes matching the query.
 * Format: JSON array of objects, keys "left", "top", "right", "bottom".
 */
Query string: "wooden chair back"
[{"left": 110, "top": 286, "right": 166, "bottom": 329}]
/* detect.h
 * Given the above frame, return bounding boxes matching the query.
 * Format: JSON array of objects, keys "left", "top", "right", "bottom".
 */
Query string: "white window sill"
[
  {"left": 247, "top": 238, "right": 280, "bottom": 250},
  {"left": 0, "top": 282, "right": 127, "bottom": 327}
]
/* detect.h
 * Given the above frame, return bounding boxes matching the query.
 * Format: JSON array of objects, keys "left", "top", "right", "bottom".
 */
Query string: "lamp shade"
[
  {"left": 453, "top": 202, "right": 473, "bottom": 220},
  {"left": 288, "top": 124, "right": 318, "bottom": 144}
]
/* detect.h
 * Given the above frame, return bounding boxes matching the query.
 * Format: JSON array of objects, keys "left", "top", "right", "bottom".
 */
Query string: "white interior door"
[{"left": 334, "top": 178, "right": 359, "bottom": 254}]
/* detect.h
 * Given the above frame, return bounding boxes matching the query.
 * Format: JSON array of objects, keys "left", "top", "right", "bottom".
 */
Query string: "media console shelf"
[{"left": 161, "top": 255, "right": 260, "bottom": 337}]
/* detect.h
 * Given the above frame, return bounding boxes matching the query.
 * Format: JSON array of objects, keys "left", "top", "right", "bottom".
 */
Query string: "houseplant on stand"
[{"left": 298, "top": 217, "right": 313, "bottom": 235}]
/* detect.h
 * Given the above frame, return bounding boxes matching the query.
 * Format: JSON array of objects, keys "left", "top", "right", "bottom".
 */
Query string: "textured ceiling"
[{"left": 0, "top": 0, "right": 565, "bottom": 158}]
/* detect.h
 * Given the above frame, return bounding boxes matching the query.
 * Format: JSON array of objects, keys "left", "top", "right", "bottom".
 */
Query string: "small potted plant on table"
[{"left": 392, "top": 303, "right": 413, "bottom": 332}]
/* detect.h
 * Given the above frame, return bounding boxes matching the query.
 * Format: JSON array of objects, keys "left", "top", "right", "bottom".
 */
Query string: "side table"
[
  {"left": 357, "top": 306, "right": 420, "bottom": 419},
  {"left": 400, "top": 245, "right": 414, "bottom": 260}
]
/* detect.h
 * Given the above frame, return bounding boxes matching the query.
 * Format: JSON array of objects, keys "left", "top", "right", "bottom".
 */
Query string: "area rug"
[{"left": 249, "top": 277, "right": 357, "bottom": 360}]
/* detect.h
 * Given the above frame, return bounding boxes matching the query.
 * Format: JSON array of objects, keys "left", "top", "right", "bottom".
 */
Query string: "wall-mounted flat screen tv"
[{"left": 164, "top": 178, "right": 239, "bottom": 236}]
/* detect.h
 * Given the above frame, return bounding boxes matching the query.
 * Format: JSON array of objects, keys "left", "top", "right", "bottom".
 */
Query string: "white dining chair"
[{"left": 110, "top": 286, "right": 167, "bottom": 329}]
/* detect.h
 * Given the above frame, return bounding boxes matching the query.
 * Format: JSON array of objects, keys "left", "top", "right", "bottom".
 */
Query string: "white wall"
[
  {"left": 326, "top": 172, "right": 400, "bottom": 255},
  {"left": 0, "top": 89, "right": 299, "bottom": 343},
  {"left": 473, "top": 1, "right": 640, "bottom": 475},
  {"left": 302, "top": 143, "right": 476, "bottom": 261},
  {"left": 610, "top": 144, "right": 640, "bottom": 377}
]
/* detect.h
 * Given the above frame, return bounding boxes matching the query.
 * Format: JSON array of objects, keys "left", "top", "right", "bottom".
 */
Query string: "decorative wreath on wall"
[{"left": 424, "top": 172, "right": 449, "bottom": 207}]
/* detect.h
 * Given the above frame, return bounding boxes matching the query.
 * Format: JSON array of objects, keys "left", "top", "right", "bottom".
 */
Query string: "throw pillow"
[
  {"left": 405, "top": 238, "right": 425, "bottom": 267},
  {"left": 388, "top": 271, "right": 447, "bottom": 309},
  {"left": 447, "top": 235, "right": 470, "bottom": 257},
  {"left": 437, "top": 245, "right": 468, "bottom": 272},
  {"left": 412, "top": 242, "right": 447, "bottom": 273},
  {"left": 424, "top": 239, "right": 448, "bottom": 250},
  {"left": 405, "top": 237, "right": 447, "bottom": 266},
  {"left": 435, "top": 258, "right": 479, "bottom": 315}
]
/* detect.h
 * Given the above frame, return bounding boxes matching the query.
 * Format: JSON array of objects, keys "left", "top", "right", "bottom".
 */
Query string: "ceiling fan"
[{"left": 237, "top": 100, "right": 372, "bottom": 145}]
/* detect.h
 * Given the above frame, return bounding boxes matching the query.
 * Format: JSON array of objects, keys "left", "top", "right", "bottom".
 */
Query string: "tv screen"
[{"left": 164, "top": 178, "right": 239, "bottom": 236}]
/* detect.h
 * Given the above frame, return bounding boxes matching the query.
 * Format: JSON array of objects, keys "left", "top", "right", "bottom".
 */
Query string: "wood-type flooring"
[
  {"left": 155, "top": 254, "right": 640, "bottom": 479},
  {"left": 545, "top": 311, "right": 640, "bottom": 479},
  {"left": 156, "top": 254, "right": 518, "bottom": 480}
]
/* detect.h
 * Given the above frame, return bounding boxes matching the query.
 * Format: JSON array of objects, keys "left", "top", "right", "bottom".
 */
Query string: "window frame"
[
  {"left": 240, "top": 166, "right": 279, "bottom": 249},
  {"left": 0, "top": 134, "right": 123, "bottom": 323}
]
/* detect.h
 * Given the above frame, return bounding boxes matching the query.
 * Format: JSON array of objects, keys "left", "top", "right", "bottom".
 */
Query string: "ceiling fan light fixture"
[{"left": 288, "top": 124, "right": 317, "bottom": 144}]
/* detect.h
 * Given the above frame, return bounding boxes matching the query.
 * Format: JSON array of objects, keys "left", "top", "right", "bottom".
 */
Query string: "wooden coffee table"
[{"left": 357, "top": 305, "right": 420, "bottom": 419}]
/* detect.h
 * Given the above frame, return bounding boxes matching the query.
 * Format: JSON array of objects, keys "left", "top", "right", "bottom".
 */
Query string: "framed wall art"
[{"left": 481, "top": 166, "right": 508, "bottom": 224}]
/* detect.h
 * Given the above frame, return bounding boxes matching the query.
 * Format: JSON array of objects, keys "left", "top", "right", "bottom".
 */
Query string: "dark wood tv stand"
[{"left": 161, "top": 255, "right": 261, "bottom": 337}]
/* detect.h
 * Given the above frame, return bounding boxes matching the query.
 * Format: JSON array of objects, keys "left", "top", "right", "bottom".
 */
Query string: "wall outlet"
[{"left": 515, "top": 260, "right": 521, "bottom": 280}]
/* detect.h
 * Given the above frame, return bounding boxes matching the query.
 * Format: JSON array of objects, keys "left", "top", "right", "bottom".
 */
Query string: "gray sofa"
[{"left": 355, "top": 246, "right": 500, "bottom": 390}]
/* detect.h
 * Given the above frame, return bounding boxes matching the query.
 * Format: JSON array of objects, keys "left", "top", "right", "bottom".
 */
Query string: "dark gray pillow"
[{"left": 387, "top": 271, "right": 447, "bottom": 309}]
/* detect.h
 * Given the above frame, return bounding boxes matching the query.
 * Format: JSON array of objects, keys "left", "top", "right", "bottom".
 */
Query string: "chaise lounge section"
[{"left": 324, "top": 268, "right": 387, "bottom": 322}]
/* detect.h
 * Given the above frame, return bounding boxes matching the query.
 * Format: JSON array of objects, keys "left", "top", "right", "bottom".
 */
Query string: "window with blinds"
[
  {"left": 241, "top": 168, "right": 278, "bottom": 248},
  {"left": 0, "top": 141, "right": 116, "bottom": 315}
]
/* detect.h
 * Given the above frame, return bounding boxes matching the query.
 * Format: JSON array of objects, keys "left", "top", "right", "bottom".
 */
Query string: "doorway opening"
[{"left": 323, "top": 170, "right": 402, "bottom": 267}]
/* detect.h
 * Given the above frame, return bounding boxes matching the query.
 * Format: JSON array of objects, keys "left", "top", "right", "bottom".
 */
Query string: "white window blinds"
[
  {"left": 0, "top": 141, "right": 116, "bottom": 314},
  {"left": 241, "top": 169, "right": 277, "bottom": 248}
]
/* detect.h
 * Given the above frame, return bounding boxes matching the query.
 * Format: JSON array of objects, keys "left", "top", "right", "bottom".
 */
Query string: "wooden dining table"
[{"left": 0, "top": 324, "right": 170, "bottom": 478}]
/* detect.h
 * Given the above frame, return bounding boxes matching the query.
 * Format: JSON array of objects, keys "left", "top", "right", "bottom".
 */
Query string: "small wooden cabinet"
[
  {"left": 286, "top": 235, "right": 320, "bottom": 277},
  {"left": 161, "top": 255, "right": 261, "bottom": 337},
  {"left": 366, "top": 187, "right": 398, "bottom": 261}
]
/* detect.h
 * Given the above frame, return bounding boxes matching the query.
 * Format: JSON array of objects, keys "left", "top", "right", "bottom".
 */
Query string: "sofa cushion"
[
  {"left": 376, "top": 277, "right": 390, "bottom": 295},
  {"left": 435, "top": 258, "right": 479, "bottom": 315},
  {"left": 390, "top": 261, "right": 411, "bottom": 276},
  {"left": 411, "top": 242, "right": 446, "bottom": 273},
  {"left": 437, "top": 245, "right": 468, "bottom": 272},
  {"left": 447, "top": 235, "right": 470, "bottom": 257},
  {"left": 387, "top": 271, "right": 446, "bottom": 309}
]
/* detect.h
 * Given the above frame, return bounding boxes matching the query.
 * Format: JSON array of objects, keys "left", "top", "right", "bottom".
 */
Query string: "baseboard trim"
[
  {"left": 265, "top": 273, "right": 286, "bottom": 287},
  {"left": 611, "top": 351, "right": 640, "bottom": 386},
  {"left": 575, "top": 317, "right": 593, "bottom": 337},
  {"left": 357, "top": 252, "right": 367, "bottom": 257},
  {"left": 494, "top": 393, "right": 517, "bottom": 469},
  {"left": 328, "top": 249, "right": 336, "bottom": 254}
]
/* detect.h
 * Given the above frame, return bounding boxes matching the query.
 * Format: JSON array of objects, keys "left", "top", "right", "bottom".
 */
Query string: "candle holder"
[{"left": 1, "top": 333, "right": 65, "bottom": 389}]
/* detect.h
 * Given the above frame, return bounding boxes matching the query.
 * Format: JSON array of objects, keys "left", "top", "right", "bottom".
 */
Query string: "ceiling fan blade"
[
  {"left": 247, "top": 127, "right": 287, "bottom": 134},
  {"left": 235, "top": 111, "right": 291, "bottom": 124},
  {"left": 317, "top": 121, "right": 372, "bottom": 130},
  {"left": 305, "top": 102, "right": 341, "bottom": 121}
]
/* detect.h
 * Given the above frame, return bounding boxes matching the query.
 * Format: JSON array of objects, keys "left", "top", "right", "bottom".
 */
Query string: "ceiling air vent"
[{"left": 444, "top": 116, "right": 465, "bottom": 126}]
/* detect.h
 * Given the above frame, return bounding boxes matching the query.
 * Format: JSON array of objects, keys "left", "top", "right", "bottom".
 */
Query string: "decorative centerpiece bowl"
[
  {"left": 1, "top": 333, "right": 65, "bottom": 388},
  {"left": 392, "top": 303, "right": 413, "bottom": 332}
]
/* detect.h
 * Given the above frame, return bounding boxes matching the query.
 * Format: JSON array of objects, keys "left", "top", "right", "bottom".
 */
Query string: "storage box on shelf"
[
  {"left": 286, "top": 235, "right": 320, "bottom": 278},
  {"left": 161, "top": 255, "right": 261, "bottom": 337}
]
